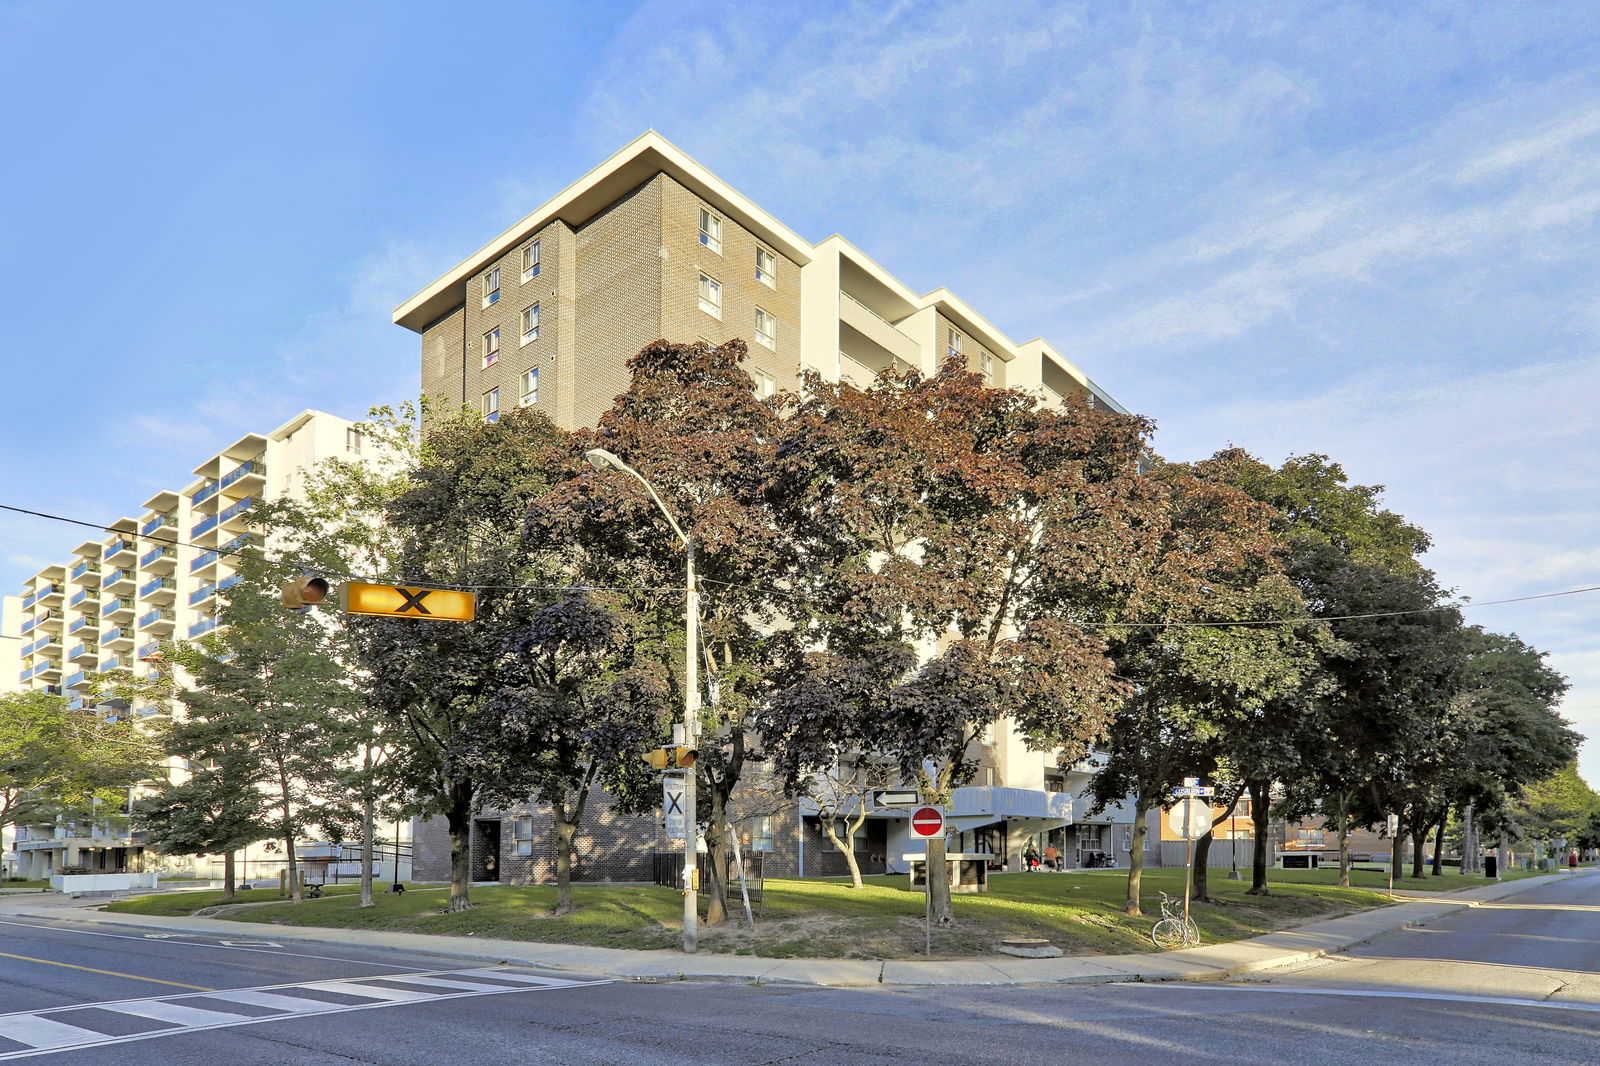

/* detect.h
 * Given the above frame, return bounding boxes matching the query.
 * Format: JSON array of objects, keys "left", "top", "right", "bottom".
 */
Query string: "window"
[
  {"left": 482, "top": 327, "right": 501, "bottom": 367},
  {"left": 698, "top": 273, "right": 722, "bottom": 318},
  {"left": 345, "top": 428, "right": 362, "bottom": 454},
  {"left": 521, "top": 240, "right": 540, "bottom": 282},
  {"left": 481, "top": 267, "right": 500, "bottom": 307},
  {"left": 513, "top": 816, "right": 534, "bottom": 857},
  {"left": 754, "top": 307, "right": 775, "bottom": 349},
  {"left": 752, "top": 368, "right": 775, "bottom": 398},
  {"left": 698, "top": 207, "right": 722, "bottom": 254},
  {"left": 520, "top": 366, "right": 539, "bottom": 407},
  {"left": 755, "top": 246, "right": 777, "bottom": 286},
  {"left": 947, "top": 329, "right": 962, "bottom": 361},
  {"left": 483, "top": 387, "right": 499, "bottom": 423},
  {"left": 521, "top": 302, "right": 540, "bottom": 344},
  {"left": 979, "top": 351, "right": 994, "bottom": 383}
]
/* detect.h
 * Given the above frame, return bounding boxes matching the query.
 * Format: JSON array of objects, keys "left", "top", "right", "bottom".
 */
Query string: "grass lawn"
[
  {"left": 0, "top": 879, "right": 50, "bottom": 890},
  {"left": 107, "top": 867, "right": 1411, "bottom": 960},
  {"left": 106, "top": 884, "right": 363, "bottom": 916}
]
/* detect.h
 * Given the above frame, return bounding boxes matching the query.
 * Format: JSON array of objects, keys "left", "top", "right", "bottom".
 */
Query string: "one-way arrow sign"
[{"left": 872, "top": 790, "right": 920, "bottom": 808}]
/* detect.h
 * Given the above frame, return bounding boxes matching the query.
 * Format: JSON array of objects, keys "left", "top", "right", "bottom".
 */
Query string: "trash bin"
[{"left": 1484, "top": 855, "right": 1498, "bottom": 878}]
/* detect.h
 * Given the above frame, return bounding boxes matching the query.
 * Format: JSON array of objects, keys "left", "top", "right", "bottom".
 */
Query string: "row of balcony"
[
  {"left": 191, "top": 459, "right": 266, "bottom": 507},
  {"left": 190, "top": 496, "right": 255, "bottom": 539}
]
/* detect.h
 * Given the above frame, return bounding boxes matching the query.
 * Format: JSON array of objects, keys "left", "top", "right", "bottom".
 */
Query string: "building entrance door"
[{"left": 473, "top": 819, "right": 501, "bottom": 881}]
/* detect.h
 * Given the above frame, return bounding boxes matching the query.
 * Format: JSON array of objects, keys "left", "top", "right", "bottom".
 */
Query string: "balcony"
[
  {"left": 21, "top": 585, "right": 52, "bottom": 610},
  {"left": 67, "top": 643, "right": 99, "bottom": 663},
  {"left": 101, "top": 655, "right": 122, "bottom": 673},
  {"left": 67, "top": 615, "right": 98, "bottom": 636},
  {"left": 101, "top": 626, "right": 133, "bottom": 649},
  {"left": 101, "top": 597, "right": 135, "bottom": 620},
  {"left": 70, "top": 560, "right": 100, "bottom": 583},
  {"left": 192, "top": 458, "right": 265, "bottom": 507},
  {"left": 188, "top": 616, "right": 218, "bottom": 638},
  {"left": 68, "top": 587, "right": 95, "bottom": 608},
  {"left": 64, "top": 670, "right": 90, "bottom": 690},
  {"left": 140, "top": 512, "right": 177, "bottom": 540},
  {"left": 191, "top": 512, "right": 220, "bottom": 538},
  {"left": 138, "top": 608, "right": 176, "bottom": 634},
  {"left": 139, "top": 576, "right": 177, "bottom": 602},
  {"left": 189, "top": 582, "right": 216, "bottom": 607},
  {"left": 140, "top": 545, "right": 177, "bottom": 571},
  {"left": 218, "top": 496, "right": 255, "bottom": 529},
  {"left": 103, "top": 539, "right": 136, "bottom": 563},
  {"left": 839, "top": 291, "right": 922, "bottom": 371},
  {"left": 137, "top": 641, "right": 160, "bottom": 660},
  {"left": 102, "top": 568, "right": 134, "bottom": 593},
  {"left": 25, "top": 609, "right": 61, "bottom": 633}
]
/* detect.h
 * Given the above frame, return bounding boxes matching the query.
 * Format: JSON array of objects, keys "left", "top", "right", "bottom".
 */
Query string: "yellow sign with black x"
[{"left": 340, "top": 582, "right": 476, "bottom": 623}]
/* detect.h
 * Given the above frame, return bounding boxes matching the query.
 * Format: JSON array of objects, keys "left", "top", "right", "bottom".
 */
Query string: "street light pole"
[{"left": 585, "top": 447, "right": 700, "bottom": 953}]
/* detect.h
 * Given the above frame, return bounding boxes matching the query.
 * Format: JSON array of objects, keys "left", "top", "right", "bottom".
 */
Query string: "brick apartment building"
[{"left": 393, "top": 132, "right": 1154, "bottom": 887}]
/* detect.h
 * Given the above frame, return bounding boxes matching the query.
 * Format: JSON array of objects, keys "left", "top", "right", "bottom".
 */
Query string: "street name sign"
[
  {"left": 910, "top": 806, "right": 945, "bottom": 838},
  {"left": 872, "top": 790, "right": 920, "bottom": 808},
  {"left": 341, "top": 582, "right": 476, "bottom": 622},
  {"left": 1171, "top": 785, "right": 1215, "bottom": 798}
]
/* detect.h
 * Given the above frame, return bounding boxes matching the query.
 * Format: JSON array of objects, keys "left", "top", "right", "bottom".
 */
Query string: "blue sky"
[{"left": 3, "top": 1, "right": 1598, "bottom": 785}]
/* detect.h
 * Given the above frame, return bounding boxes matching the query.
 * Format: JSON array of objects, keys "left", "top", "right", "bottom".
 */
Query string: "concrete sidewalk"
[{"left": 0, "top": 872, "right": 1580, "bottom": 989}]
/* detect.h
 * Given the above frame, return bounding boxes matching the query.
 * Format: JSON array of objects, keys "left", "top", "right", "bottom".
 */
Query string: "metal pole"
[
  {"left": 393, "top": 817, "right": 401, "bottom": 891},
  {"left": 1183, "top": 803, "right": 1194, "bottom": 933},
  {"left": 682, "top": 539, "right": 700, "bottom": 954}
]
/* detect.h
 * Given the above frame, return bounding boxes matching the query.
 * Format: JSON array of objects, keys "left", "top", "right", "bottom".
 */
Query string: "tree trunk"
[
  {"left": 1390, "top": 810, "right": 1405, "bottom": 882},
  {"left": 1411, "top": 816, "right": 1427, "bottom": 879},
  {"left": 359, "top": 789, "right": 376, "bottom": 908},
  {"left": 445, "top": 781, "right": 474, "bottom": 912},
  {"left": 1460, "top": 802, "right": 1479, "bottom": 875},
  {"left": 1431, "top": 815, "right": 1446, "bottom": 877},
  {"left": 1124, "top": 795, "right": 1152, "bottom": 915},
  {"left": 553, "top": 814, "right": 577, "bottom": 916},
  {"left": 820, "top": 817, "right": 864, "bottom": 889},
  {"left": 1248, "top": 779, "right": 1271, "bottom": 895},
  {"left": 704, "top": 776, "right": 730, "bottom": 926},
  {"left": 222, "top": 851, "right": 237, "bottom": 900},
  {"left": 926, "top": 831, "right": 954, "bottom": 924},
  {"left": 1337, "top": 804, "right": 1352, "bottom": 889},
  {"left": 1193, "top": 792, "right": 1242, "bottom": 902}
]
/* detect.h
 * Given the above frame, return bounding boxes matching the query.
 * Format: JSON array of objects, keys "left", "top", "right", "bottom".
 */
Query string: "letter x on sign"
[
  {"left": 395, "top": 588, "right": 432, "bottom": 614},
  {"left": 664, "top": 790, "right": 684, "bottom": 815}
]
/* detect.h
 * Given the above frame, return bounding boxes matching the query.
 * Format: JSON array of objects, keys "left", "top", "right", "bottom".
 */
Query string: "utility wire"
[{"left": 8, "top": 499, "right": 1599, "bottom": 625}]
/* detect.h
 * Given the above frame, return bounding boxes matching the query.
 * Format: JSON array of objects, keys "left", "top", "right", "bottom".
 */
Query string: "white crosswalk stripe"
[{"left": 0, "top": 967, "right": 600, "bottom": 1060}]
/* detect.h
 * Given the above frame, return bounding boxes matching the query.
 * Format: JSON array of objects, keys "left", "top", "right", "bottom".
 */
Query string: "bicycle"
[{"left": 1149, "top": 891, "right": 1199, "bottom": 949}]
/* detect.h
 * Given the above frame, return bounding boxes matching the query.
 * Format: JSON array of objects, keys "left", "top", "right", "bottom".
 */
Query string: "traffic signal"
[
  {"left": 643, "top": 746, "right": 699, "bottom": 770},
  {"left": 280, "top": 576, "right": 330, "bottom": 610}
]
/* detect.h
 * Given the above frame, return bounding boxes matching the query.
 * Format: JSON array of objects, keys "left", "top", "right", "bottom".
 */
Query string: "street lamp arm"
[{"left": 584, "top": 448, "right": 690, "bottom": 545}]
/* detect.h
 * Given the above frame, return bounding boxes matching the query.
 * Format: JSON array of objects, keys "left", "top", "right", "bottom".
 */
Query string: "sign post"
[
  {"left": 1169, "top": 779, "right": 1214, "bottom": 936},
  {"left": 909, "top": 806, "right": 945, "bottom": 956}
]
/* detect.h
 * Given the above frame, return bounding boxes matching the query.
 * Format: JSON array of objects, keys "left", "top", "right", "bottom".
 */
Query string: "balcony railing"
[
  {"left": 139, "top": 576, "right": 176, "bottom": 599},
  {"left": 64, "top": 670, "right": 88, "bottom": 689},
  {"left": 68, "top": 616, "right": 98, "bottom": 635},
  {"left": 103, "top": 539, "right": 135, "bottom": 560},
  {"left": 101, "top": 655, "right": 122, "bottom": 673},
  {"left": 137, "top": 641, "right": 160, "bottom": 660},
  {"left": 69, "top": 588, "right": 94, "bottom": 608},
  {"left": 102, "top": 568, "right": 132, "bottom": 589},
  {"left": 140, "top": 512, "right": 177, "bottom": 538},
  {"left": 139, "top": 608, "right": 176, "bottom": 630},
  {"left": 70, "top": 560, "right": 100, "bottom": 582},
  {"left": 218, "top": 496, "right": 254, "bottom": 525},
  {"left": 101, "top": 597, "right": 133, "bottom": 616},
  {"left": 189, "top": 582, "right": 216, "bottom": 606},
  {"left": 22, "top": 584, "right": 56, "bottom": 609},
  {"left": 189, "top": 617, "right": 218, "bottom": 638},
  {"left": 100, "top": 626, "right": 125, "bottom": 644},
  {"left": 140, "top": 545, "right": 176, "bottom": 568},
  {"left": 192, "top": 458, "right": 266, "bottom": 506},
  {"left": 191, "top": 512, "right": 220, "bottom": 538},
  {"left": 67, "top": 643, "right": 98, "bottom": 662}
]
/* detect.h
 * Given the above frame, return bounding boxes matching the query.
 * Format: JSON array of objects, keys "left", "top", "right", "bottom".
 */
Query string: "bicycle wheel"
[
  {"left": 1180, "top": 919, "right": 1200, "bottom": 946},
  {"left": 1151, "top": 918, "right": 1188, "bottom": 950}
]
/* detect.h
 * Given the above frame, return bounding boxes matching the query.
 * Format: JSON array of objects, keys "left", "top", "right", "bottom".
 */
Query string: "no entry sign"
[{"left": 910, "top": 806, "right": 945, "bottom": 838}]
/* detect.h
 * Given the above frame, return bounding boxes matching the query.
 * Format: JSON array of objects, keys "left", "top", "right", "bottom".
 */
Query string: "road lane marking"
[
  {"left": 0, "top": 1016, "right": 106, "bottom": 1051},
  {"left": 0, "top": 967, "right": 605, "bottom": 1062},
  {"left": 366, "top": 974, "right": 524, "bottom": 993},
  {"left": 0, "top": 918, "right": 421, "bottom": 968},
  {"left": 0, "top": 951, "right": 210, "bottom": 991},
  {"left": 1137, "top": 983, "right": 1600, "bottom": 1014},
  {"left": 107, "top": 1000, "right": 252, "bottom": 1026}
]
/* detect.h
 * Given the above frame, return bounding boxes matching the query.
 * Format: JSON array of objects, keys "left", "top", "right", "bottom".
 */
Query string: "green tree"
[
  {"left": 351, "top": 405, "right": 577, "bottom": 912},
  {"left": 0, "top": 691, "right": 161, "bottom": 833}
]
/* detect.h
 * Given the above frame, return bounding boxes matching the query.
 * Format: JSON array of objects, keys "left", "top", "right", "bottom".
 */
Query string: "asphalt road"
[{"left": 3, "top": 873, "right": 1599, "bottom": 1064}]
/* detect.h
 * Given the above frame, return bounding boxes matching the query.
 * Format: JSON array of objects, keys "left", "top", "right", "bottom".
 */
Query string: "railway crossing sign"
[{"left": 910, "top": 806, "right": 945, "bottom": 838}]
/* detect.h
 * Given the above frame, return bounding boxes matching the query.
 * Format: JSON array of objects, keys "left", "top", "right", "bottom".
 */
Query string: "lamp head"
[{"left": 585, "top": 447, "right": 624, "bottom": 472}]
